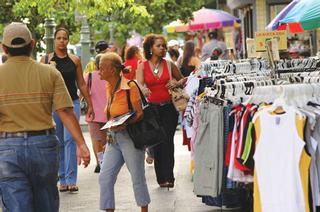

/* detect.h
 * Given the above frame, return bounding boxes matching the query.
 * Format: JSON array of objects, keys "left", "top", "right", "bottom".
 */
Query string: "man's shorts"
[{"left": 88, "top": 122, "right": 106, "bottom": 142}]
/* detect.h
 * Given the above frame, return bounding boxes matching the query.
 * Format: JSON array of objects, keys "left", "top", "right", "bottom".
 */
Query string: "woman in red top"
[
  {"left": 123, "top": 46, "right": 142, "bottom": 80},
  {"left": 136, "top": 34, "right": 185, "bottom": 188}
]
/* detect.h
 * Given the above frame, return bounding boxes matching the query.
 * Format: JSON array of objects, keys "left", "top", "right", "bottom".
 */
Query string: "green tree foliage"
[{"left": 0, "top": 0, "right": 208, "bottom": 49}]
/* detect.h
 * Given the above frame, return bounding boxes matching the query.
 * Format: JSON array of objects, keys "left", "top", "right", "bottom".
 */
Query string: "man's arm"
[{"left": 56, "top": 107, "right": 90, "bottom": 167}]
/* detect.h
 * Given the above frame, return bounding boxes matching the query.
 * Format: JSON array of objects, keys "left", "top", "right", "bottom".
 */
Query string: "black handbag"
[{"left": 125, "top": 80, "right": 167, "bottom": 149}]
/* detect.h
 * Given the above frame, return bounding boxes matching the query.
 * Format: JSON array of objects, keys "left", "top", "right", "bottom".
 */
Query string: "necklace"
[{"left": 151, "top": 60, "right": 161, "bottom": 75}]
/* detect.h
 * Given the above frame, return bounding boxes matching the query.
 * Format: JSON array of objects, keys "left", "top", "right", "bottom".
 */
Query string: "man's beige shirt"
[{"left": 0, "top": 56, "right": 73, "bottom": 132}]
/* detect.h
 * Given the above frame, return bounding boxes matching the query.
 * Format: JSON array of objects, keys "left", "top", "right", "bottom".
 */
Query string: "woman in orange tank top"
[{"left": 136, "top": 34, "right": 186, "bottom": 188}]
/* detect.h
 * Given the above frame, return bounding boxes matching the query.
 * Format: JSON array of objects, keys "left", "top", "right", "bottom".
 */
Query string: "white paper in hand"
[{"left": 101, "top": 112, "right": 135, "bottom": 130}]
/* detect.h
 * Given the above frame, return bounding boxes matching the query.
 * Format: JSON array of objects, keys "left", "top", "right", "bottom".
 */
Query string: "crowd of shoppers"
[{"left": 0, "top": 20, "right": 230, "bottom": 212}]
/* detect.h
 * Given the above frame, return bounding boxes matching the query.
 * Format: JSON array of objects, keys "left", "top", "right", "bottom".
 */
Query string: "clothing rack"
[
  {"left": 198, "top": 59, "right": 270, "bottom": 77},
  {"left": 191, "top": 58, "right": 320, "bottom": 211}
]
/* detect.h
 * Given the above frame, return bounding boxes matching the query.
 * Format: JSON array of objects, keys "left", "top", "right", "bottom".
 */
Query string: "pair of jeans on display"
[
  {"left": 53, "top": 99, "right": 80, "bottom": 186},
  {"left": 0, "top": 135, "right": 59, "bottom": 212}
]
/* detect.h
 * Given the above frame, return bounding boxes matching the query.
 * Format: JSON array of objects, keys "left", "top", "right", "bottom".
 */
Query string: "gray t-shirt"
[{"left": 201, "top": 39, "right": 227, "bottom": 61}]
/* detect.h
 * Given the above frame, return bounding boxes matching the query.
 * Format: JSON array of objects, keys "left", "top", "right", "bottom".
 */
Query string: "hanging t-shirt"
[{"left": 253, "top": 108, "right": 310, "bottom": 212}]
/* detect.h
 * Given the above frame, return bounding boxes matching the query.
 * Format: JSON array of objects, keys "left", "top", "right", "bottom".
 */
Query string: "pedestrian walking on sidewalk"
[
  {"left": 0, "top": 22, "right": 90, "bottom": 212},
  {"left": 201, "top": 31, "right": 227, "bottom": 61},
  {"left": 84, "top": 40, "right": 109, "bottom": 74},
  {"left": 123, "top": 45, "right": 143, "bottom": 80},
  {"left": 177, "top": 40, "right": 201, "bottom": 77},
  {"left": 98, "top": 52, "right": 150, "bottom": 212},
  {"left": 40, "top": 27, "right": 94, "bottom": 193},
  {"left": 136, "top": 34, "right": 185, "bottom": 188},
  {"left": 84, "top": 54, "right": 107, "bottom": 173}
]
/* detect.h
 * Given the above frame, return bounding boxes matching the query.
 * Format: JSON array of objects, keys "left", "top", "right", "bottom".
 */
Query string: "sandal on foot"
[
  {"left": 159, "top": 182, "right": 170, "bottom": 188},
  {"left": 68, "top": 185, "right": 79, "bottom": 193},
  {"left": 168, "top": 182, "right": 174, "bottom": 188},
  {"left": 59, "top": 185, "right": 68, "bottom": 192},
  {"left": 146, "top": 156, "right": 154, "bottom": 164}
]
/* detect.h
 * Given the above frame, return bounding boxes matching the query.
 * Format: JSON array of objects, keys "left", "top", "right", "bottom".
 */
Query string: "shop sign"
[{"left": 255, "top": 31, "right": 287, "bottom": 52}]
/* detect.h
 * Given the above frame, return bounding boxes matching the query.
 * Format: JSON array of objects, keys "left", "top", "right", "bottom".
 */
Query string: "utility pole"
[
  {"left": 80, "top": 16, "right": 91, "bottom": 69},
  {"left": 44, "top": 18, "right": 56, "bottom": 54}
]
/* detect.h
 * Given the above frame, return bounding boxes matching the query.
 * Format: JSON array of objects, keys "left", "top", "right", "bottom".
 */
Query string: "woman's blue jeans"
[
  {"left": 53, "top": 99, "right": 80, "bottom": 185},
  {"left": 99, "top": 129, "right": 150, "bottom": 210}
]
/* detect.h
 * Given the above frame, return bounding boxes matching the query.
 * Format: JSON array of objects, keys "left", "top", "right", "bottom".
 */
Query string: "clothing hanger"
[{"left": 266, "top": 85, "right": 291, "bottom": 114}]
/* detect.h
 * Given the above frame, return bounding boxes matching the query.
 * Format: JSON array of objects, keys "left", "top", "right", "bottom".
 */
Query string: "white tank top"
[{"left": 254, "top": 108, "right": 306, "bottom": 212}]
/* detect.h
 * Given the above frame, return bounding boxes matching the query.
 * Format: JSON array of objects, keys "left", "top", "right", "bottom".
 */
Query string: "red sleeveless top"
[{"left": 143, "top": 60, "right": 171, "bottom": 103}]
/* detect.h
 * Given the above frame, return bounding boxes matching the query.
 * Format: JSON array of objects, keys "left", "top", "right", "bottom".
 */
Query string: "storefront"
[{"left": 226, "top": 0, "right": 317, "bottom": 58}]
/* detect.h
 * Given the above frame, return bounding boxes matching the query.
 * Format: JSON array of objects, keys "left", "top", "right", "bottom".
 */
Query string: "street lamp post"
[
  {"left": 44, "top": 18, "right": 56, "bottom": 54},
  {"left": 80, "top": 16, "right": 91, "bottom": 70},
  {"left": 109, "top": 23, "right": 114, "bottom": 43}
]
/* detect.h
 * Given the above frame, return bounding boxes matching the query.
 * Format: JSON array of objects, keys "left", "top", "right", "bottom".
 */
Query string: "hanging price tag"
[
  {"left": 246, "top": 38, "right": 257, "bottom": 58},
  {"left": 271, "top": 38, "right": 280, "bottom": 61},
  {"left": 225, "top": 32, "right": 235, "bottom": 50}
]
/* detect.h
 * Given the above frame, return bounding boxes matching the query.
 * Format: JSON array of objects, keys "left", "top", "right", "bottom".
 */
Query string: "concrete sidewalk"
[{"left": 59, "top": 130, "right": 223, "bottom": 212}]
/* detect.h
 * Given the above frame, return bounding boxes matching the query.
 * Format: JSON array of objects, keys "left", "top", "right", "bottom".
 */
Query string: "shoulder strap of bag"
[
  {"left": 85, "top": 72, "right": 92, "bottom": 95},
  {"left": 125, "top": 90, "right": 133, "bottom": 113},
  {"left": 106, "top": 78, "right": 121, "bottom": 120},
  {"left": 127, "top": 80, "right": 148, "bottom": 107},
  {"left": 45, "top": 54, "right": 49, "bottom": 64},
  {"left": 166, "top": 59, "right": 173, "bottom": 80},
  {"left": 88, "top": 72, "right": 92, "bottom": 90}
]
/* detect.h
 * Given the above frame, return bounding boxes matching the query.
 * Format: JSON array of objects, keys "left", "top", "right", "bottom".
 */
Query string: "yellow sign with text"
[{"left": 255, "top": 31, "right": 287, "bottom": 52}]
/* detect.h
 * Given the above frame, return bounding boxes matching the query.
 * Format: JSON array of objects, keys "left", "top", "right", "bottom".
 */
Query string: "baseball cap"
[
  {"left": 95, "top": 40, "right": 109, "bottom": 53},
  {"left": 2, "top": 22, "right": 32, "bottom": 48},
  {"left": 168, "top": 39, "right": 179, "bottom": 47}
]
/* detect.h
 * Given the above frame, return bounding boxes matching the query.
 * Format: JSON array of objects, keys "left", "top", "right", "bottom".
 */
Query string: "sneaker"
[{"left": 94, "top": 164, "right": 100, "bottom": 173}]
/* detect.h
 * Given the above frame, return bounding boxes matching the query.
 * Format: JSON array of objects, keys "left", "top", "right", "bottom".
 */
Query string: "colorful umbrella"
[
  {"left": 188, "top": 8, "right": 240, "bottom": 31},
  {"left": 266, "top": 0, "right": 300, "bottom": 31},
  {"left": 165, "top": 20, "right": 189, "bottom": 33},
  {"left": 164, "top": 8, "right": 240, "bottom": 33},
  {"left": 267, "top": 0, "right": 320, "bottom": 33}
]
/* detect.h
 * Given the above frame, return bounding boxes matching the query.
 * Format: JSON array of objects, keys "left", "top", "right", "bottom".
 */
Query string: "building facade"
[{"left": 227, "top": 0, "right": 296, "bottom": 57}]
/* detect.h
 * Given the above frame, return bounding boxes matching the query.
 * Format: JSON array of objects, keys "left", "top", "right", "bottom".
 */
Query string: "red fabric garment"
[
  {"left": 225, "top": 105, "right": 242, "bottom": 167},
  {"left": 225, "top": 131, "right": 233, "bottom": 167},
  {"left": 182, "top": 128, "right": 191, "bottom": 151},
  {"left": 182, "top": 111, "right": 191, "bottom": 151},
  {"left": 234, "top": 104, "right": 251, "bottom": 172},
  {"left": 123, "top": 58, "right": 139, "bottom": 80},
  {"left": 143, "top": 60, "right": 171, "bottom": 103}
]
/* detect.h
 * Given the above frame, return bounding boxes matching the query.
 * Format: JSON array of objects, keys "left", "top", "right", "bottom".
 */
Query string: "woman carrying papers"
[{"left": 98, "top": 52, "right": 150, "bottom": 212}]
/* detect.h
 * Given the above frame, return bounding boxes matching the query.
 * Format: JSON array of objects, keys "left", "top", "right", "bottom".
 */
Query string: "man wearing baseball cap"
[
  {"left": 0, "top": 22, "right": 90, "bottom": 212},
  {"left": 95, "top": 40, "right": 109, "bottom": 53}
]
